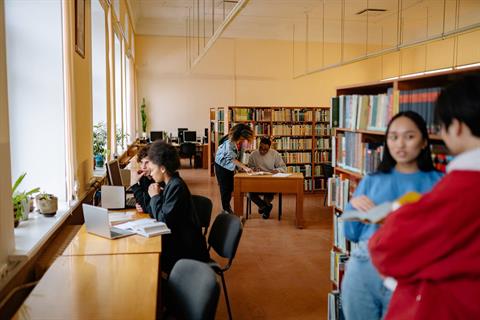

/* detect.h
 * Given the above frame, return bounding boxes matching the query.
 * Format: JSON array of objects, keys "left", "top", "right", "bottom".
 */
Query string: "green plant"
[
  {"left": 93, "top": 122, "right": 107, "bottom": 157},
  {"left": 115, "top": 128, "right": 129, "bottom": 149},
  {"left": 12, "top": 173, "right": 40, "bottom": 221},
  {"left": 140, "top": 98, "right": 148, "bottom": 133}
]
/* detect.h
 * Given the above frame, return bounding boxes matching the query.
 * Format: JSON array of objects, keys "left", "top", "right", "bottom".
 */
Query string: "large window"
[
  {"left": 5, "top": 0, "right": 66, "bottom": 201},
  {"left": 91, "top": 0, "right": 107, "bottom": 133},
  {"left": 114, "top": 31, "right": 123, "bottom": 153}
]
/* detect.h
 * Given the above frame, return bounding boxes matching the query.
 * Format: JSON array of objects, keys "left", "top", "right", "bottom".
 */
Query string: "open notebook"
[{"left": 115, "top": 218, "right": 171, "bottom": 237}]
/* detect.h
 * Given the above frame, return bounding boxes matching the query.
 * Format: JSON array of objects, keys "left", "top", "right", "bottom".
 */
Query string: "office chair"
[
  {"left": 207, "top": 212, "right": 243, "bottom": 320},
  {"left": 321, "top": 163, "right": 334, "bottom": 206},
  {"left": 192, "top": 195, "right": 213, "bottom": 236},
  {"left": 167, "top": 259, "right": 220, "bottom": 320},
  {"left": 245, "top": 193, "right": 283, "bottom": 220},
  {"left": 179, "top": 142, "right": 196, "bottom": 167}
]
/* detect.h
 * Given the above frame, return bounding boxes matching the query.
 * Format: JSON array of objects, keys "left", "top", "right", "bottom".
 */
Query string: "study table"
[
  {"left": 13, "top": 211, "right": 163, "bottom": 319},
  {"left": 12, "top": 254, "right": 159, "bottom": 320},
  {"left": 233, "top": 172, "right": 305, "bottom": 228}
]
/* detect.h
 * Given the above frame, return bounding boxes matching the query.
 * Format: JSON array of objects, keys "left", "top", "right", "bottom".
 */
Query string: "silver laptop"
[{"left": 82, "top": 204, "right": 134, "bottom": 239}]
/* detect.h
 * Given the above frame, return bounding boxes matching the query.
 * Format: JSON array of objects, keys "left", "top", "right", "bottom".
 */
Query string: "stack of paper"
[{"left": 109, "top": 211, "right": 135, "bottom": 225}]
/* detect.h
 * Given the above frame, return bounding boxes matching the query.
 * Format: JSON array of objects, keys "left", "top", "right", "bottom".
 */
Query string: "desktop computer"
[
  {"left": 183, "top": 131, "right": 197, "bottom": 143},
  {"left": 177, "top": 128, "right": 188, "bottom": 143}
]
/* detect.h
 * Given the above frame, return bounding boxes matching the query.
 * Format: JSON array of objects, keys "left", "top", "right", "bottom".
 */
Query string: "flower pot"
[
  {"left": 35, "top": 194, "right": 58, "bottom": 217},
  {"left": 95, "top": 154, "right": 105, "bottom": 168}
]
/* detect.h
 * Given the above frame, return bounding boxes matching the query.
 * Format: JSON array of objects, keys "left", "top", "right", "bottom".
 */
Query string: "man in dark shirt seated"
[{"left": 129, "top": 145, "right": 156, "bottom": 215}]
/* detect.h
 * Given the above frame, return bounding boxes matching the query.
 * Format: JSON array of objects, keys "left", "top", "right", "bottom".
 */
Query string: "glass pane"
[
  {"left": 324, "top": 0, "right": 342, "bottom": 66},
  {"left": 343, "top": 0, "right": 367, "bottom": 62},
  {"left": 114, "top": 33, "right": 123, "bottom": 154}
]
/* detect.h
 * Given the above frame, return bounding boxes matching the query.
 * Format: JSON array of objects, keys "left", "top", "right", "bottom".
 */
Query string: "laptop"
[{"left": 82, "top": 204, "right": 134, "bottom": 239}]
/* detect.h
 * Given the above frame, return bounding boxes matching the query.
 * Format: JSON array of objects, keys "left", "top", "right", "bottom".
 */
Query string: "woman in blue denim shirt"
[
  {"left": 215, "top": 123, "right": 254, "bottom": 213},
  {"left": 341, "top": 111, "right": 443, "bottom": 320}
]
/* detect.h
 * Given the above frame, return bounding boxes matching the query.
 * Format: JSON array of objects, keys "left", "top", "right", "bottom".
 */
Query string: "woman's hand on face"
[
  {"left": 350, "top": 195, "right": 375, "bottom": 212},
  {"left": 148, "top": 183, "right": 162, "bottom": 197}
]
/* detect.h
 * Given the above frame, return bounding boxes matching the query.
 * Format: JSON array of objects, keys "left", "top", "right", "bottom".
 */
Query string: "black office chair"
[
  {"left": 245, "top": 193, "right": 283, "bottom": 220},
  {"left": 192, "top": 195, "right": 213, "bottom": 236},
  {"left": 207, "top": 212, "right": 243, "bottom": 320},
  {"left": 321, "top": 163, "right": 334, "bottom": 206},
  {"left": 167, "top": 259, "right": 220, "bottom": 320},
  {"left": 179, "top": 142, "right": 196, "bottom": 167}
]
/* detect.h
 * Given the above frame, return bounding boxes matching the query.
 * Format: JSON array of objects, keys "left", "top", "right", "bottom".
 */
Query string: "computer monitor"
[
  {"left": 183, "top": 131, "right": 197, "bottom": 143},
  {"left": 177, "top": 128, "right": 188, "bottom": 143},
  {"left": 106, "top": 159, "right": 123, "bottom": 186},
  {"left": 150, "top": 131, "right": 164, "bottom": 142}
]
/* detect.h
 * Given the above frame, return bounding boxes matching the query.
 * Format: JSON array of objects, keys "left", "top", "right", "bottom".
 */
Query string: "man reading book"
[
  {"left": 247, "top": 137, "right": 287, "bottom": 219},
  {"left": 369, "top": 75, "right": 480, "bottom": 319}
]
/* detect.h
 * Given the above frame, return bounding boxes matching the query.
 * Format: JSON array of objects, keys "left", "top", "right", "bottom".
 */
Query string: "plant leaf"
[{"left": 12, "top": 172, "right": 26, "bottom": 194}]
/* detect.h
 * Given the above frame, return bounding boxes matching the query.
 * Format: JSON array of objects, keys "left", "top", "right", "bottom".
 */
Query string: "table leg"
[
  {"left": 233, "top": 179, "right": 244, "bottom": 217},
  {"left": 295, "top": 181, "right": 305, "bottom": 229}
]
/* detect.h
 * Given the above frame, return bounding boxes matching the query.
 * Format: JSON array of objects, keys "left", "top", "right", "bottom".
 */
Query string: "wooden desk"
[
  {"left": 13, "top": 254, "right": 159, "bottom": 320},
  {"left": 172, "top": 143, "right": 208, "bottom": 169},
  {"left": 233, "top": 173, "right": 305, "bottom": 228},
  {"left": 62, "top": 224, "right": 162, "bottom": 256}
]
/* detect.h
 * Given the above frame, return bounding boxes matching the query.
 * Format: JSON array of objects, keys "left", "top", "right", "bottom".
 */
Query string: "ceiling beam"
[{"left": 190, "top": 0, "right": 250, "bottom": 69}]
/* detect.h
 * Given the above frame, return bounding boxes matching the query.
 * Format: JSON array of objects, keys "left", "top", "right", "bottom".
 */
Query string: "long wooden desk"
[
  {"left": 13, "top": 254, "right": 159, "bottom": 320},
  {"left": 172, "top": 143, "right": 208, "bottom": 169},
  {"left": 14, "top": 211, "right": 163, "bottom": 319},
  {"left": 233, "top": 172, "right": 305, "bottom": 228},
  {"left": 62, "top": 224, "right": 162, "bottom": 256}
]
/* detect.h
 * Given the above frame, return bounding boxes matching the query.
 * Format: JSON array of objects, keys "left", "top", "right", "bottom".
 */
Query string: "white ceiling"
[{"left": 129, "top": 0, "right": 480, "bottom": 42}]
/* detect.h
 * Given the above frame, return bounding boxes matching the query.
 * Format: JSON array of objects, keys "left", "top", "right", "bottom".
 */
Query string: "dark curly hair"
[
  {"left": 147, "top": 141, "right": 180, "bottom": 175},
  {"left": 376, "top": 111, "right": 435, "bottom": 173},
  {"left": 136, "top": 145, "right": 150, "bottom": 163}
]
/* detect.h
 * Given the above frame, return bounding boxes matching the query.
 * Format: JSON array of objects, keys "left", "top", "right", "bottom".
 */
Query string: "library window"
[
  {"left": 5, "top": 0, "right": 67, "bottom": 202},
  {"left": 91, "top": 0, "right": 108, "bottom": 169},
  {"left": 114, "top": 31, "right": 124, "bottom": 154}
]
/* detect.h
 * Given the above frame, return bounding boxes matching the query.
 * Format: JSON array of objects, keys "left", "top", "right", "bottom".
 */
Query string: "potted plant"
[
  {"left": 35, "top": 193, "right": 58, "bottom": 217},
  {"left": 12, "top": 173, "right": 40, "bottom": 227},
  {"left": 140, "top": 98, "right": 148, "bottom": 139},
  {"left": 93, "top": 122, "right": 107, "bottom": 168}
]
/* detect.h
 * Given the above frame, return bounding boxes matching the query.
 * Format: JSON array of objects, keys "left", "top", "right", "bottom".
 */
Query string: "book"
[
  {"left": 339, "top": 192, "right": 422, "bottom": 223},
  {"left": 115, "top": 218, "right": 171, "bottom": 237}
]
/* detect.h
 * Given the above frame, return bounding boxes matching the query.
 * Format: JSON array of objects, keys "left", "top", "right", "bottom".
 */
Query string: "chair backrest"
[
  {"left": 208, "top": 212, "right": 243, "bottom": 264},
  {"left": 192, "top": 195, "right": 213, "bottom": 236},
  {"left": 322, "top": 163, "right": 334, "bottom": 178},
  {"left": 168, "top": 259, "right": 220, "bottom": 320},
  {"left": 180, "top": 142, "right": 196, "bottom": 156}
]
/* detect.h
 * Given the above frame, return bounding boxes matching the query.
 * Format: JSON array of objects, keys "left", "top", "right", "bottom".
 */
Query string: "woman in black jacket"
[{"left": 147, "top": 140, "right": 209, "bottom": 273}]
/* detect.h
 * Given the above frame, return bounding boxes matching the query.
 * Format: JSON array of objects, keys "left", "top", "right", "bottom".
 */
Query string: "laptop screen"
[{"left": 106, "top": 159, "right": 123, "bottom": 186}]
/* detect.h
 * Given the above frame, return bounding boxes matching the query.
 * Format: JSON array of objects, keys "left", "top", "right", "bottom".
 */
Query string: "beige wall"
[{"left": 136, "top": 29, "right": 480, "bottom": 137}]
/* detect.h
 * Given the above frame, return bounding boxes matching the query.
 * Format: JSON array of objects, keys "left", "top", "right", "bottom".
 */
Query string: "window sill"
[{"left": 11, "top": 200, "right": 78, "bottom": 260}]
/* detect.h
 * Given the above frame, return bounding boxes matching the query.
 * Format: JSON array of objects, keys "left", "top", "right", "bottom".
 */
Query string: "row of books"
[
  {"left": 333, "top": 214, "right": 348, "bottom": 253},
  {"left": 217, "top": 110, "right": 225, "bottom": 121},
  {"left": 316, "top": 137, "right": 331, "bottom": 150},
  {"left": 315, "top": 123, "right": 332, "bottom": 136},
  {"left": 314, "top": 178, "right": 327, "bottom": 190},
  {"left": 335, "top": 132, "right": 371, "bottom": 174},
  {"left": 399, "top": 87, "right": 441, "bottom": 134},
  {"left": 281, "top": 152, "right": 311, "bottom": 164},
  {"left": 272, "top": 109, "right": 313, "bottom": 122},
  {"left": 330, "top": 250, "right": 348, "bottom": 287},
  {"left": 287, "top": 164, "right": 312, "bottom": 177},
  {"left": 327, "top": 291, "right": 345, "bottom": 320},
  {"left": 274, "top": 137, "right": 312, "bottom": 150},
  {"left": 272, "top": 124, "right": 313, "bottom": 136},
  {"left": 314, "top": 150, "right": 331, "bottom": 163},
  {"left": 316, "top": 109, "right": 330, "bottom": 122},
  {"left": 253, "top": 123, "right": 270, "bottom": 135},
  {"left": 331, "top": 89, "right": 394, "bottom": 131},
  {"left": 327, "top": 176, "right": 356, "bottom": 211},
  {"left": 431, "top": 144, "right": 452, "bottom": 173}
]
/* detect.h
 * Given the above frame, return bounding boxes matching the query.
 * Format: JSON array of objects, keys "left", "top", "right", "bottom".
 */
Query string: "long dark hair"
[{"left": 376, "top": 111, "right": 436, "bottom": 173}]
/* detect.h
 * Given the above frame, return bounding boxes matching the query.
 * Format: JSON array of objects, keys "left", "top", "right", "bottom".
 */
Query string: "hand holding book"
[{"left": 340, "top": 192, "right": 422, "bottom": 224}]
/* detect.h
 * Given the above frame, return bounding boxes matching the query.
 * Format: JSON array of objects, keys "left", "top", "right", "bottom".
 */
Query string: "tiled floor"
[{"left": 180, "top": 166, "right": 332, "bottom": 320}]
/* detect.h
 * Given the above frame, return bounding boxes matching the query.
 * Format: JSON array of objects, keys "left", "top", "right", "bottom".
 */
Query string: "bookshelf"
[
  {"left": 207, "top": 107, "right": 229, "bottom": 176},
  {"left": 326, "top": 67, "right": 480, "bottom": 320},
  {"left": 224, "top": 106, "right": 332, "bottom": 192}
]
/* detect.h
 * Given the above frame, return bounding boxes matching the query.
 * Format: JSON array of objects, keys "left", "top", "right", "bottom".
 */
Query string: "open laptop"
[
  {"left": 82, "top": 204, "right": 134, "bottom": 239},
  {"left": 105, "top": 159, "right": 136, "bottom": 208}
]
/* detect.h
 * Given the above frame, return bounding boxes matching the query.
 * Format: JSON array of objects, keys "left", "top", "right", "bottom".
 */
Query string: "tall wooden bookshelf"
[
  {"left": 208, "top": 107, "right": 229, "bottom": 176},
  {"left": 326, "top": 67, "right": 480, "bottom": 320},
  {"left": 225, "top": 106, "right": 332, "bottom": 192}
]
